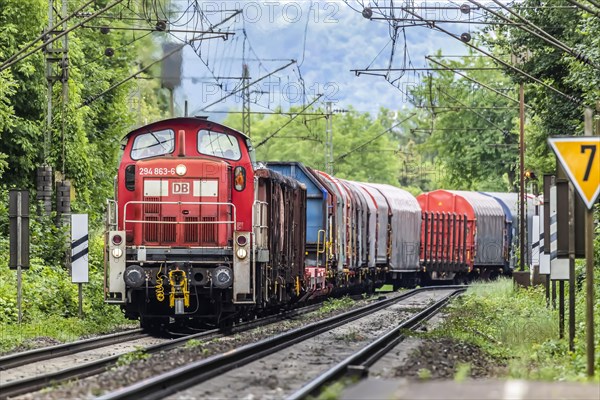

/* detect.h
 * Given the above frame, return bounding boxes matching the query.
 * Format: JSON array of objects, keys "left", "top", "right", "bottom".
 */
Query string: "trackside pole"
[
  {"left": 568, "top": 182, "right": 575, "bottom": 351},
  {"left": 9, "top": 190, "right": 29, "bottom": 323},
  {"left": 79, "top": 283, "right": 83, "bottom": 319},
  {"left": 583, "top": 108, "right": 595, "bottom": 378},
  {"left": 17, "top": 192, "right": 22, "bottom": 323}
]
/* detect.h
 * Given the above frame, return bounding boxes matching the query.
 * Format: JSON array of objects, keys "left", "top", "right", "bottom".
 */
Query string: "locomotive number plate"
[{"left": 139, "top": 167, "right": 176, "bottom": 176}]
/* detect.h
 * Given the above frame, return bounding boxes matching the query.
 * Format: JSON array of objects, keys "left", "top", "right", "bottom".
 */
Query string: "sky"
[{"left": 165, "top": 1, "right": 479, "bottom": 120}]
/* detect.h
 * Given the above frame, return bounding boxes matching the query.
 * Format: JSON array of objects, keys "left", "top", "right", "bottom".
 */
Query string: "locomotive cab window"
[
  {"left": 131, "top": 129, "right": 175, "bottom": 160},
  {"left": 197, "top": 130, "right": 241, "bottom": 161}
]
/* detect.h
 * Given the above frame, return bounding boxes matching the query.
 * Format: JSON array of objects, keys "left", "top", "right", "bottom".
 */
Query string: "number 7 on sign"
[
  {"left": 581, "top": 145, "right": 596, "bottom": 182},
  {"left": 549, "top": 137, "right": 600, "bottom": 210}
]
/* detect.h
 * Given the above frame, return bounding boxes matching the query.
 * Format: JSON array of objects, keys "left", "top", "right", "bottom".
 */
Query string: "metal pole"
[
  {"left": 45, "top": 0, "right": 53, "bottom": 164},
  {"left": 242, "top": 64, "right": 251, "bottom": 137},
  {"left": 559, "top": 280, "right": 565, "bottom": 339},
  {"left": 545, "top": 276, "right": 550, "bottom": 308},
  {"left": 325, "top": 102, "right": 333, "bottom": 175},
  {"left": 1, "top": 0, "right": 127, "bottom": 73},
  {"left": 519, "top": 83, "right": 526, "bottom": 271},
  {"left": 568, "top": 182, "right": 576, "bottom": 351},
  {"left": 17, "top": 191, "right": 22, "bottom": 324},
  {"left": 552, "top": 280, "right": 556, "bottom": 309},
  {"left": 78, "top": 283, "right": 83, "bottom": 319},
  {"left": 583, "top": 108, "right": 595, "bottom": 377}
]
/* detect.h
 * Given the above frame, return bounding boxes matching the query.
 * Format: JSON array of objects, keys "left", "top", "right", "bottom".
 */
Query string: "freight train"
[{"left": 104, "top": 117, "right": 534, "bottom": 331}]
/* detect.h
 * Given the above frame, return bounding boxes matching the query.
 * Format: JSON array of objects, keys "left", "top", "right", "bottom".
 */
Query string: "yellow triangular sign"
[{"left": 549, "top": 137, "right": 600, "bottom": 209}]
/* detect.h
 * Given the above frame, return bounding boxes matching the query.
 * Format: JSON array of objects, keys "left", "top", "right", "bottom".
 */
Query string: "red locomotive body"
[{"left": 104, "top": 117, "right": 306, "bottom": 330}]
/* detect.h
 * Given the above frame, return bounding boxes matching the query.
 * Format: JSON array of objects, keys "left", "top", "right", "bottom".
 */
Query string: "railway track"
[
  {"left": 96, "top": 286, "right": 465, "bottom": 400},
  {"left": 0, "top": 303, "right": 321, "bottom": 399},
  {"left": 287, "top": 288, "right": 465, "bottom": 399},
  {"left": 0, "top": 328, "right": 146, "bottom": 371}
]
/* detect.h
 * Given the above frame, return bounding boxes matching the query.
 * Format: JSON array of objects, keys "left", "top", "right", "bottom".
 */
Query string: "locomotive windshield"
[
  {"left": 131, "top": 129, "right": 175, "bottom": 160},
  {"left": 197, "top": 129, "right": 241, "bottom": 161}
]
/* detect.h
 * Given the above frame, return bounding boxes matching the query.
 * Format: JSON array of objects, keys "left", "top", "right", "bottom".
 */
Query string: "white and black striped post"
[{"left": 71, "top": 214, "right": 89, "bottom": 318}]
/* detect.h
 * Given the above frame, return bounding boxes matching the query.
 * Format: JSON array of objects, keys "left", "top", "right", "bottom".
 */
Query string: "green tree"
[
  {"left": 224, "top": 106, "right": 405, "bottom": 185},
  {"left": 0, "top": 0, "right": 170, "bottom": 225},
  {"left": 482, "top": 1, "right": 600, "bottom": 179},
  {"left": 409, "top": 50, "right": 519, "bottom": 190}
]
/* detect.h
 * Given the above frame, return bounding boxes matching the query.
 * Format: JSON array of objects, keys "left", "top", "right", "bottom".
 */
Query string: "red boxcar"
[{"left": 417, "top": 190, "right": 506, "bottom": 281}]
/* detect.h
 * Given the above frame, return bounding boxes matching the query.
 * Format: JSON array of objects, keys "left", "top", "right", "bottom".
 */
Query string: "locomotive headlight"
[
  {"left": 236, "top": 235, "right": 248, "bottom": 246},
  {"left": 112, "top": 248, "right": 123, "bottom": 258},
  {"left": 175, "top": 164, "right": 187, "bottom": 176},
  {"left": 236, "top": 247, "right": 248, "bottom": 259}
]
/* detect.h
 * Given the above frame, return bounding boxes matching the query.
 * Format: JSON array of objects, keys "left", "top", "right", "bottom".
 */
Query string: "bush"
[
  {"left": 436, "top": 278, "right": 600, "bottom": 381},
  {"left": 0, "top": 206, "right": 130, "bottom": 352}
]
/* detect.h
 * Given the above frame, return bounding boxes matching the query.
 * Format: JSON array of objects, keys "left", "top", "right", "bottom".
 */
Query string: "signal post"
[{"left": 548, "top": 108, "right": 599, "bottom": 377}]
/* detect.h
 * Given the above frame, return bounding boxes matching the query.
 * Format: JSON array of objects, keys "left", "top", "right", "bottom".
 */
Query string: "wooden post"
[
  {"left": 568, "top": 182, "right": 575, "bottom": 351},
  {"left": 583, "top": 108, "right": 595, "bottom": 377},
  {"left": 519, "top": 83, "right": 526, "bottom": 271}
]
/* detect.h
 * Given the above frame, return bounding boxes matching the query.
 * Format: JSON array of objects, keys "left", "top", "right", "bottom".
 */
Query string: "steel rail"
[
  {"left": 0, "top": 329, "right": 145, "bottom": 371},
  {"left": 0, "top": 329, "right": 216, "bottom": 400},
  {"left": 287, "top": 288, "right": 466, "bottom": 400},
  {"left": 97, "top": 286, "right": 464, "bottom": 400},
  {"left": 0, "top": 302, "right": 321, "bottom": 399},
  {"left": 0, "top": 328, "right": 218, "bottom": 400}
]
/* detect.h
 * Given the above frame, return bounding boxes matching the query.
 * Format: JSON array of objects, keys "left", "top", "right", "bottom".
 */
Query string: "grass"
[
  {"left": 314, "top": 378, "right": 357, "bottom": 400},
  {"left": 0, "top": 314, "right": 135, "bottom": 354},
  {"left": 114, "top": 346, "right": 150, "bottom": 367},
  {"left": 376, "top": 284, "right": 394, "bottom": 292},
  {"left": 433, "top": 278, "right": 600, "bottom": 382},
  {"left": 318, "top": 296, "right": 355, "bottom": 315}
]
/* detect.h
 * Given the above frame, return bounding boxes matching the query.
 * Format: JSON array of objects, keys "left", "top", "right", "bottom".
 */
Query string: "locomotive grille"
[
  {"left": 144, "top": 216, "right": 159, "bottom": 242},
  {"left": 200, "top": 216, "right": 216, "bottom": 244},
  {"left": 184, "top": 217, "right": 199, "bottom": 242},
  {"left": 162, "top": 216, "right": 177, "bottom": 243},
  {"left": 144, "top": 197, "right": 160, "bottom": 214},
  {"left": 143, "top": 196, "right": 161, "bottom": 243}
]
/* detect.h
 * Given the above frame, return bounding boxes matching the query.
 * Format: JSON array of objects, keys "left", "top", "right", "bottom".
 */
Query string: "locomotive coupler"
[{"left": 168, "top": 268, "right": 190, "bottom": 315}]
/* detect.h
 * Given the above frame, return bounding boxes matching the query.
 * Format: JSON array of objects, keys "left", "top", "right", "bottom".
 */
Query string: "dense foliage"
[
  {"left": 480, "top": 0, "right": 600, "bottom": 183},
  {"left": 0, "top": 0, "right": 169, "bottom": 339},
  {"left": 0, "top": 0, "right": 167, "bottom": 224},
  {"left": 437, "top": 279, "right": 599, "bottom": 381},
  {"left": 224, "top": 106, "right": 411, "bottom": 186},
  {"left": 409, "top": 50, "right": 519, "bottom": 190}
]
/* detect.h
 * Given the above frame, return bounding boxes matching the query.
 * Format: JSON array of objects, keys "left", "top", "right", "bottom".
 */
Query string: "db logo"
[{"left": 172, "top": 182, "right": 190, "bottom": 194}]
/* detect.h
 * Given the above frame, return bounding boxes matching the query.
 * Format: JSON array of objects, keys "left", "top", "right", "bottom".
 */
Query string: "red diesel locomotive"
[{"left": 104, "top": 117, "right": 307, "bottom": 330}]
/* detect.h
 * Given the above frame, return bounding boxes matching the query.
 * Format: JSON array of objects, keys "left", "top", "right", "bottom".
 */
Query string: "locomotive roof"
[{"left": 123, "top": 117, "right": 249, "bottom": 140}]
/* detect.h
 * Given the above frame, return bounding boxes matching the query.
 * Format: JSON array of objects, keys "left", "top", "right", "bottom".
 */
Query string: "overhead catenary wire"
[
  {"left": 433, "top": 86, "right": 512, "bottom": 136},
  {"left": 198, "top": 60, "right": 297, "bottom": 112},
  {"left": 255, "top": 94, "right": 323, "bottom": 148},
  {"left": 424, "top": 56, "right": 531, "bottom": 110},
  {"left": 0, "top": 0, "right": 126, "bottom": 73},
  {"left": 336, "top": 113, "right": 416, "bottom": 161},
  {"left": 80, "top": 10, "right": 242, "bottom": 107},
  {"left": 564, "top": 0, "right": 600, "bottom": 18},
  {"left": 1, "top": 0, "right": 96, "bottom": 66},
  {"left": 467, "top": 0, "right": 600, "bottom": 69},
  {"left": 79, "top": 40, "right": 187, "bottom": 107},
  {"left": 389, "top": 6, "right": 582, "bottom": 105}
]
